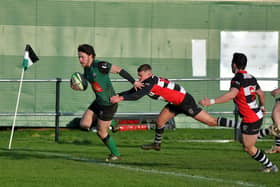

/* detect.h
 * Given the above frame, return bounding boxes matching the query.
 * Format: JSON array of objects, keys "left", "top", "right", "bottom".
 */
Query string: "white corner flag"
[{"left": 8, "top": 44, "right": 39, "bottom": 150}]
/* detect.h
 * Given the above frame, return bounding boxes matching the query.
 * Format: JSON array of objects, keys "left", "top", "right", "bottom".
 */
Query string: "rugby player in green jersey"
[{"left": 72, "top": 44, "right": 143, "bottom": 161}]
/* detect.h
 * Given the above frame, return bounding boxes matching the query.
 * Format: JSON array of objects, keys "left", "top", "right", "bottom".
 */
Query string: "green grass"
[{"left": 0, "top": 128, "right": 279, "bottom": 187}]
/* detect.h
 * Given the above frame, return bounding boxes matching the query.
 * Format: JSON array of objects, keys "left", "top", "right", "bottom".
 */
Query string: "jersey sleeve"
[
  {"left": 97, "top": 61, "right": 112, "bottom": 74},
  {"left": 230, "top": 74, "right": 241, "bottom": 90},
  {"left": 119, "top": 88, "right": 136, "bottom": 96},
  {"left": 121, "top": 82, "right": 153, "bottom": 100}
]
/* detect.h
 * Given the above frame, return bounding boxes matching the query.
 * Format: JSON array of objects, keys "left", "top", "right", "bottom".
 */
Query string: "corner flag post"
[{"left": 8, "top": 44, "right": 39, "bottom": 150}]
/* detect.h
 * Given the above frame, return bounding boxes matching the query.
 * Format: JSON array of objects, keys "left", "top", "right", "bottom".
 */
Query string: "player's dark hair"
[
  {"left": 78, "top": 44, "right": 96, "bottom": 57},
  {"left": 137, "top": 64, "right": 152, "bottom": 72},
  {"left": 232, "top": 53, "right": 247, "bottom": 70}
]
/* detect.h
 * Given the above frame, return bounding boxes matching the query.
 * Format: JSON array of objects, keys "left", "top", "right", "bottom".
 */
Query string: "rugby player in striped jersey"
[
  {"left": 200, "top": 53, "right": 278, "bottom": 173},
  {"left": 110, "top": 64, "right": 239, "bottom": 152}
]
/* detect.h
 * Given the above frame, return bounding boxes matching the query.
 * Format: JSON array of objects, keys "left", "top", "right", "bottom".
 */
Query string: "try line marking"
[{"left": 4, "top": 149, "right": 264, "bottom": 187}]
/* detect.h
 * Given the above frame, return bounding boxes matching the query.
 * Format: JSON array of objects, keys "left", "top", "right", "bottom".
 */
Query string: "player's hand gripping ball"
[{"left": 70, "top": 72, "right": 88, "bottom": 91}]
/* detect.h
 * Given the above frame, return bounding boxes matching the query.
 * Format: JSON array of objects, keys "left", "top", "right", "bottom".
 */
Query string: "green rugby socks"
[{"left": 102, "top": 134, "right": 120, "bottom": 156}]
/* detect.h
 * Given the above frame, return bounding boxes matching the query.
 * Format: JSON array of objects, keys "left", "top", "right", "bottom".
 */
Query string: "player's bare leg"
[
  {"left": 79, "top": 109, "right": 117, "bottom": 132},
  {"left": 193, "top": 110, "right": 217, "bottom": 126},
  {"left": 270, "top": 101, "right": 280, "bottom": 137},
  {"left": 261, "top": 102, "right": 280, "bottom": 153},
  {"left": 194, "top": 110, "right": 241, "bottom": 129},
  {"left": 265, "top": 101, "right": 280, "bottom": 153},
  {"left": 243, "top": 134, "right": 278, "bottom": 173},
  {"left": 98, "top": 120, "right": 120, "bottom": 160},
  {"left": 97, "top": 119, "right": 120, "bottom": 161},
  {"left": 272, "top": 101, "right": 280, "bottom": 130},
  {"left": 80, "top": 109, "right": 94, "bottom": 130}
]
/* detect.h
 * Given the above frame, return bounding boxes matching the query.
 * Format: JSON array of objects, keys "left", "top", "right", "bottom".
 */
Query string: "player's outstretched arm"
[
  {"left": 256, "top": 88, "right": 265, "bottom": 114},
  {"left": 199, "top": 88, "right": 238, "bottom": 107},
  {"left": 271, "top": 88, "right": 280, "bottom": 97},
  {"left": 199, "top": 97, "right": 211, "bottom": 107},
  {"left": 110, "top": 95, "right": 123, "bottom": 104},
  {"left": 111, "top": 64, "right": 144, "bottom": 90}
]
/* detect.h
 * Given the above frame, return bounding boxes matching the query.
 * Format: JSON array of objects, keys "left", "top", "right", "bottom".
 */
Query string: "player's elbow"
[{"left": 111, "top": 65, "right": 122, "bottom": 73}]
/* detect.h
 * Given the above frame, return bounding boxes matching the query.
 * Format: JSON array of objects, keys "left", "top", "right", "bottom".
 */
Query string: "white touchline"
[{"left": 8, "top": 150, "right": 263, "bottom": 187}]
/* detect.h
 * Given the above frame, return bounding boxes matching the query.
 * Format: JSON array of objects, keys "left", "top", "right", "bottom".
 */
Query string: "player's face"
[
  {"left": 78, "top": 52, "right": 93, "bottom": 67},
  {"left": 138, "top": 70, "right": 152, "bottom": 82}
]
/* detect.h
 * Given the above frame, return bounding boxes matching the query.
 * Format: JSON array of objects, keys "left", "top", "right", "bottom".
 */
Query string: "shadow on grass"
[
  {"left": 160, "top": 143, "right": 241, "bottom": 153},
  {"left": 58, "top": 139, "right": 94, "bottom": 145},
  {"left": 64, "top": 117, "right": 81, "bottom": 129},
  {"left": 0, "top": 147, "right": 171, "bottom": 168},
  {"left": 0, "top": 147, "right": 70, "bottom": 160}
]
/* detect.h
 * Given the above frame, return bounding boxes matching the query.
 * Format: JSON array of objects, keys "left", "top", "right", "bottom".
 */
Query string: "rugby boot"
[
  {"left": 140, "top": 143, "right": 161, "bottom": 151},
  {"left": 262, "top": 165, "right": 279, "bottom": 173},
  {"left": 105, "top": 154, "right": 121, "bottom": 162}
]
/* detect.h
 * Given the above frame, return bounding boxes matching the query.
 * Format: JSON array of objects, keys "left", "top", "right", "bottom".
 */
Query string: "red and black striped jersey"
[
  {"left": 120, "top": 75, "right": 187, "bottom": 105},
  {"left": 231, "top": 70, "right": 263, "bottom": 123}
]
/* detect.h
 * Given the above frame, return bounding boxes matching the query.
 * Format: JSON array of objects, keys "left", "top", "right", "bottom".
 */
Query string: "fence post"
[{"left": 55, "top": 78, "right": 62, "bottom": 142}]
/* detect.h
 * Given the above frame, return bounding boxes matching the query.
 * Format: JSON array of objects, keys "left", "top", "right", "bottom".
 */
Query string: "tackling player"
[{"left": 110, "top": 64, "right": 240, "bottom": 150}]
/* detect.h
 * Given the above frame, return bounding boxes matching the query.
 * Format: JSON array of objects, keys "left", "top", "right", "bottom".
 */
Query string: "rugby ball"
[{"left": 70, "top": 72, "right": 88, "bottom": 91}]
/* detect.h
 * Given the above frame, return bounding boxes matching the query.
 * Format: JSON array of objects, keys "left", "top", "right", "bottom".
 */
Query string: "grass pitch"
[{"left": 0, "top": 128, "right": 279, "bottom": 187}]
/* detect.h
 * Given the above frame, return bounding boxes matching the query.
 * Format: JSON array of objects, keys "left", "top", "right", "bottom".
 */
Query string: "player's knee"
[
  {"left": 243, "top": 145, "right": 255, "bottom": 155},
  {"left": 243, "top": 146, "right": 251, "bottom": 154},
  {"left": 97, "top": 131, "right": 108, "bottom": 139},
  {"left": 155, "top": 120, "right": 165, "bottom": 128},
  {"left": 243, "top": 145, "right": 248, "bottom": 153},
  {"left": 80, "top": 122, "right": 91, "bottom": 130}
]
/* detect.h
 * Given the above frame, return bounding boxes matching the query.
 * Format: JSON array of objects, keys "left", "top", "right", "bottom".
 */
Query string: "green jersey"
[{"left": 84, "top": 59, "right": 116, "bottom": 106}]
